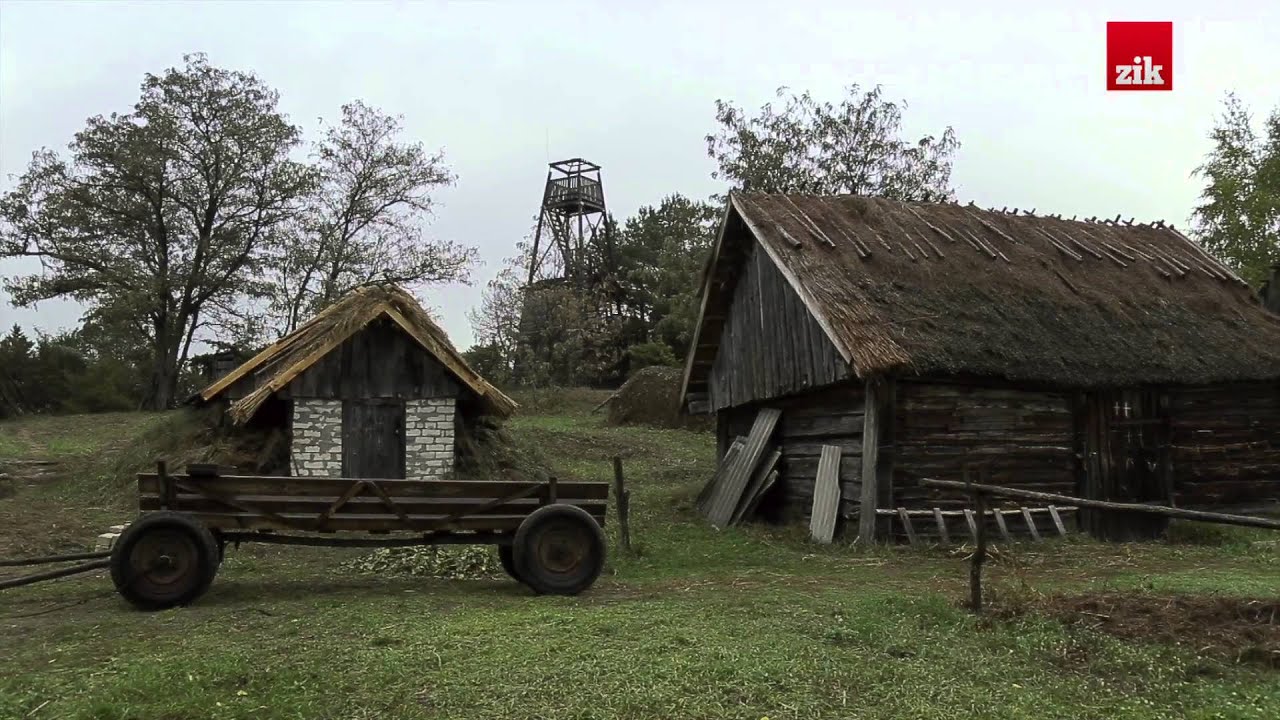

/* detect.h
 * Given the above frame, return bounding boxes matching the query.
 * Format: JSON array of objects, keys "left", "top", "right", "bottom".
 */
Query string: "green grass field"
[{"left": 1, "top": 396, "right": 1277, "bottom": 719}]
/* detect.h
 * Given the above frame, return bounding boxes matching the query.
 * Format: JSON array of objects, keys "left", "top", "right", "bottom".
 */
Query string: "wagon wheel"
[
  {"left": 512, "top": 504, "right": 606, "bottom": 596},
  {"left": 110, "top": 512, "right": 220, "bottom": 611},
  {"left": 497, "top": 544, "right": 523, "bottom": 584}
]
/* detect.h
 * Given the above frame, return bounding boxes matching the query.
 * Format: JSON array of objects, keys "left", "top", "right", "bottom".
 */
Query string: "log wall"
[
  {"left": 893, "top": 380, "right": 1076, "bottom": 528},
  {"left": 717, "top": 382, "right": 864, "bottom": 525},
  {"left": 1169, "top": 382, "right": 1280, "bottom": 509}
]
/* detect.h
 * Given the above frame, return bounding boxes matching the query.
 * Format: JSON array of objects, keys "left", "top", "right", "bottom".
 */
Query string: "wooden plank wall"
[
  {"left": 707, "top": 239, "right": 849, "bottom": 412},
  {"left": 1169, "top": 382, "right": 1280, "bottom": 509},
  {"left": 717, "top": 382, "right": 865, "bottom": 525},
  {"left": 290, "top": 319, "right": 460, "bottom": 400},
  {"left": 222, "top": 318, "right": 460, "bottom": 401},
  {"left": 892, "top": 380, "right": 1074, "bottom": 538}
]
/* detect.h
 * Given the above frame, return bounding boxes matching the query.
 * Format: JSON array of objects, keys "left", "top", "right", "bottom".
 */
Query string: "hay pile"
[
  {"left": 454, "top": 415, "right": 553, "bottom": 482},
  {"left": 108, "top": 406, "right": 289, "bottom": 484},
  {"left": 605, "top": 366, "right": 710, "bottom": 430}
]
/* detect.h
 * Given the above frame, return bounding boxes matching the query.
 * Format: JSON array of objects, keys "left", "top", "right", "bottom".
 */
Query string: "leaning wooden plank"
[
  {"left": 809, "top": 445, "right": 842, "bottom": 543},
  {"left": 933, "top": 507, "right": 950, "bottom": 544},
  {"left": 897, "top": 507, "right": 917, "bottom": 545},
  {"left": 696, "top": 438, "right": 745, "bottom": 513},
  {"left": 708, "top": 409, "right": 783, "bottom": 528},
  {"left": 963, "top": 509, "right": 978, "bottom": 541},
  {"left": 1048, "top": 505, "right": 1068, "bottom": 537},
  {"left": 741, "top": 470, "right": 778, "bottom": 521},
  {"left": 1020, "top": 507, "right": 1041, "bottom": 541},
  {"left": 732, "top": 448, "right": 782, "bottom": 525}
]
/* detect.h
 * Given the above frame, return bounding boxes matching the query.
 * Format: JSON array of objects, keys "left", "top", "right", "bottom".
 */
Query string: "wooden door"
[
  {"left": 342, "top": 400, "right": 405, "bottom": 479},
  {"left": 1081, "top": 389, "right": 1171, "bottom": 539}
]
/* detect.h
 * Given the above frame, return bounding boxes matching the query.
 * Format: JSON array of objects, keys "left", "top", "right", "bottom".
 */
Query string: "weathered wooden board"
[
  {"left": 809, "top": 445, "right": 842, "bottom": 543},
  {"left": 708, "top": 409, "right": 782, "bottom": 528},
  {"left": 342, "top": 399, "right": 406, "bottom": 479},
  {"left": 706, "top": 239, "right": 848, "bottom": 411},
  {"left": 697, "top": 437, "right": 746, "bottom": 512},
  {"left": 858, "top": 380, "right": 882, "bottom": 543},
  {"left": 137, "top": 473, "right": 608, "bottom": 534},
  {"left": 733, "top": 449, "right": 781, "bottom": 525},
  {"left": 139, "top": 474, "right": 608, "bottom": 499},
  {"left": 290, "top": 318, "right": 459, "bottom": 400},
  {"left": 741, "top": 470, "right": 779, "bottom": 521}
]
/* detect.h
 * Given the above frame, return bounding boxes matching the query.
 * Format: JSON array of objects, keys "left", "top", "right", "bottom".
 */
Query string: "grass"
[
  {"left": 0, "top": 411, "right": 168, "bottom": 461},
  {"left": 1, "top": 401, "right": 1278, "bottom": 719}
]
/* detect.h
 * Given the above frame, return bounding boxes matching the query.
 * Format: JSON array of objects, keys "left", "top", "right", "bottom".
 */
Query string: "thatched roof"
[
  {"left": 200, "top": 284, "right": 517, "bottom": 424},
  {"left": 683, "top": 192, "right": 1280, "bottom": 398}
]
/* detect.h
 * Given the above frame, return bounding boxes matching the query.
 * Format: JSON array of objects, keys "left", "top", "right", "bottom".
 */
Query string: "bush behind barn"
[{"left": 605, "top": 366, "right": 711, "bottom": 431}]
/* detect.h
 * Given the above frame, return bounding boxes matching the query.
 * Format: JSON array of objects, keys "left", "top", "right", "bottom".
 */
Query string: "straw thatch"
[
  {"left": 200, "top": 284, "right": 517, "bottom": 424},
  {"left": 684, "top": 192, "right": 1280, "bottom": 397}
]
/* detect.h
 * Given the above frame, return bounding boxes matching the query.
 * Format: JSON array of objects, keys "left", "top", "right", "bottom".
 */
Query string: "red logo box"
[{"left": 1106, "top": 22, "right": 1173, "bottom": 91}]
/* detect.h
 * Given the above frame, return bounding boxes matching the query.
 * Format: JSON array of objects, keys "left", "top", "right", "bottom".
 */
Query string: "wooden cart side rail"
[
  {"left": 165, "top": 512, "right": 606, "bottom": 534},
  {"left": 138, "top": 474, "right": 610, "bottom": 500},
  {"left": 138, "top": 494, "right": 608, "bottom": 516}
]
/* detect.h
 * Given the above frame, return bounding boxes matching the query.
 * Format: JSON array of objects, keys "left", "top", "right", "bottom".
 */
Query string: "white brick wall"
[
  {"left": 291, "top": 399, "right": 344, "bottom": 477},
  {"left": 405, "top": 397, "right": 456, "bottom": 479}
]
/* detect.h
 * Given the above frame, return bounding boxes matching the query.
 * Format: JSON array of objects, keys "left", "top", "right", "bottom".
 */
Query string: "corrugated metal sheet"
[{"left": 809, "top": 444, "right": 842, "bottom": 544}]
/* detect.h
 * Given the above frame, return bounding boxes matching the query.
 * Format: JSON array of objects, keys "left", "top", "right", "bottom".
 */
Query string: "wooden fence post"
[
  {"left": 612, "top": 456, "right": 631, "bottom": 553},
  {"left": 967, "top": 466, "right": 988, "bottom": 613}
]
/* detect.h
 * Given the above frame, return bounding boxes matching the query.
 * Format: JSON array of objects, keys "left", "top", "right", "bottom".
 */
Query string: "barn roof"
[
  {"left": 200, "top": 284, "right": 517, "bottom": 423},
  {"left": 683, "top": 192, "right": 1280, "bottom": 399}
]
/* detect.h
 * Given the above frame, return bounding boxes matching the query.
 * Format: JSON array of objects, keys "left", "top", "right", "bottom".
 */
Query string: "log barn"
[
  {"left": 196, "top": 284, "right": 516, "bottom": 479},
  {"left": 681, "top": 192, "right": 1280, "bottom": 541}
]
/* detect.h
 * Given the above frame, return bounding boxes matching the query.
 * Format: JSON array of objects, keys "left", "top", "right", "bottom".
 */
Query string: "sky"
[{"left": 1, "top": 0, "right": 1277, "bottom": 351}]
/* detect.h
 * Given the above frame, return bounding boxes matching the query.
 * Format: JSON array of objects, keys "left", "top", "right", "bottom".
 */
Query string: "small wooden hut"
[
  {"left": 197, "top": 284, "right": 516, "bottom": 479},
  {"left": 681, "top": 193, "right": 1280, "bottom": 540}
]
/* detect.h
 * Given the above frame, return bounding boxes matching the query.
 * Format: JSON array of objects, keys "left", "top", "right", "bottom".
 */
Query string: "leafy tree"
[
  {"left": 0, "top": 54, "right": 313, "bottom": 409},
  {"left": 1192, "top": 93, "right": 1280, "bottom": 287},
  {"left": 706, "top": 85, "right": 959, "bottom": 201},
  {"left": 625, "top": 341, "right": 679, "bottom": 373},
  {"left": 257, "top": 101, "right": 476, "bottom": 336},
  {"left": 615, "top": 194, "right": 719, "bottom": 360}
]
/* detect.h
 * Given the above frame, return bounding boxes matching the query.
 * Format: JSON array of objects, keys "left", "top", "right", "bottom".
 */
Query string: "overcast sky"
[{"left": 1, "top": 0, "right": 1277, "bottom": 350}]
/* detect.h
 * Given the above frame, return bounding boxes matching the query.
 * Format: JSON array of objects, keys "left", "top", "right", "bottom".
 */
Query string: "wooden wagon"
[{"left": 110, "top": 463, "right": 609, "bottom": 610}]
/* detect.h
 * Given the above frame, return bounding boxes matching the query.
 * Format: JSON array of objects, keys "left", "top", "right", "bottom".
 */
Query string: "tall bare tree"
[
  {"left": 257, "top": 101, "right": 475, "bottom": 337},
  {"left": 0, "top": 54, "right": 313, "bottom": 408}
]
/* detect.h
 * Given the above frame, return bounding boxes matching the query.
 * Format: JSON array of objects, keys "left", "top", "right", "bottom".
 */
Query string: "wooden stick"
[
  {"left": 897, "top": 507, "right": 917, "bottom": 545},
  {"left": 964, "top": 509, "right": 978, "bottom": 541},
  {"left": 612, "top": 456, "right": 632, "bottom": 553},
  {"left": 0, "top": 550, "right": 110, "bottom": 568},
  {"left": 933, "top": 507, "right": 950, "bottom": 544},
  {"left": 920, "top": 478, "right": 1280, "bottom": 530},
  {"left": 1048, "top": 505, "right": 1068, "bottom": 537},
  {"left": 968, "top": 470, "right": 987, "bottom": 613},
  {"left": 1020, "top": 507, "right": 1041, "bottom": 541},
  {"left": 0, "top": 559, "right": 112, "bottom": 590},
  {"left": 992, "top": 509, "right": 1011, "bottom": 541}
]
